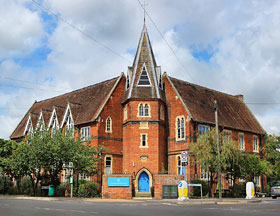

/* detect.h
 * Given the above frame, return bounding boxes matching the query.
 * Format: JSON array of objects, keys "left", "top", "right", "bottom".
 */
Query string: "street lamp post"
[{"left": 214, "top": 100, "right": 222, "bottom": 200}]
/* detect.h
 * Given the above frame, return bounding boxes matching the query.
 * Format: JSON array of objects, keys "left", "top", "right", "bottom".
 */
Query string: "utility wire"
[
  {"left": 0, "top": 76, "right": 72, "bottom": 90},
  {"left": 0, "top": 84, "right": 66, "bottom": 93},
  {"left": 137, "top": 0, "right": 196, "bottom": 83},
  {"left": 31, "top": 0, "right": 130, "bottom": 63}
]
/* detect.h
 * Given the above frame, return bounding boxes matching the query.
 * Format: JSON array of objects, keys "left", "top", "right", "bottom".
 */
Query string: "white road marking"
[
  {"left": 35, "top": 207, "right": 97, "bottom": 214},
  {"left": 162, "top": 203, "right": 178, "bottom": 206}
]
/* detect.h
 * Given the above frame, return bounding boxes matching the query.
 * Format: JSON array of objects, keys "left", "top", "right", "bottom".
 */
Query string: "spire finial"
[{"left": 142, "top": 0, "right": 148, "bottom": 24}]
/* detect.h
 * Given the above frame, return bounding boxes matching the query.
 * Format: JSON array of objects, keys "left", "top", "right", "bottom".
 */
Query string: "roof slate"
[
  {"left": 10, "top": 76, "right": 120, "bottom": 139},
  {"left": 168, "top": 76, "right": 265, "bottom": 135}
]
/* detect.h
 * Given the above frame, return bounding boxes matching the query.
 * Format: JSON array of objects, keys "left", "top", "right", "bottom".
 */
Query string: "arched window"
[
  {"left": 177, "top": 155, "right": 185, "bottom": 175},
  {"left": 176, "top": 116, "right": 185, "bottom": 141},
  {"left": 105, "top": 156, "right": 112, "bottom": 174},
  {"left": 144, "top": 104, "right": 149, "bottom": 116},
  {"left": 106, "top": 117, "right": 112, "bottom": 133},
  {"left": 177, "top": 118, "right": 181, "bottom": 139},
  {"left": 181, "top": 117, "right": 185, "bottom": 138},
  {"left": 139, "top": 104, "right": 144, "bottom": 116}
]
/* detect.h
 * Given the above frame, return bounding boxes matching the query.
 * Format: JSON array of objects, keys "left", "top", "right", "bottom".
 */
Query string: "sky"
[{"left": 1, "top": 0, "right": 280, "bottom": 139}]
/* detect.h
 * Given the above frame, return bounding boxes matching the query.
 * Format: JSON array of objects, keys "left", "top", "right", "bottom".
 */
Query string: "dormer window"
[
  {"left": 138, "top": 65, "right": 151, "bottom": 86},
  {"left": 126, "top": 74, "right": 130, "bottom": 89},
  {"left": 37, "top": 114, "right": 45, "bottom": 131},
  {"left": 27, "top": 119, "right": 33, "bottom": 136},
  {"left": 50, "top": 112, "right": 59, "bottom": 136},
  {"left": 65, "top": 110, "right": 74, "bottom": 138}
]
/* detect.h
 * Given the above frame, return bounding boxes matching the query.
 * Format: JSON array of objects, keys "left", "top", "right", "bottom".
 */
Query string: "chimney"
[{"left": 235, "top": 94, "right": 244, "bottom": 102}]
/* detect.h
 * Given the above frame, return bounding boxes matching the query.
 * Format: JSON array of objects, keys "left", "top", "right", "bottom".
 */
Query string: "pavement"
[{"left": 0, "top": 195, "right": 266, "bottom": 205}]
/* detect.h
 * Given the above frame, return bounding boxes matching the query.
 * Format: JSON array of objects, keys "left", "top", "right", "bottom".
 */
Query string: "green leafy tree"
[
  {"left": 4, "top": 128, "right": 102, "bottom": 196},
  {"left": 241, "top": 155, "right": 270, "bottom": 184},
  {"left": 189, "top": 129, "right": 220, "bottom": 197},
  {"left": 265, "top": 134, "right": 280, "bottom": 183}
]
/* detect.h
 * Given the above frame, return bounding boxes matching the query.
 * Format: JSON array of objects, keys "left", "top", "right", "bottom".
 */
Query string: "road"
[{"left": 0, "top": 198, "right": 279, "bottom": 216}]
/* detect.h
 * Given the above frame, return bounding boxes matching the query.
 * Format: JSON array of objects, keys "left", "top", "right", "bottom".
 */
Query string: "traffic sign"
[{"left": 181, "top": 151, "right": 188, "bottom": 163}]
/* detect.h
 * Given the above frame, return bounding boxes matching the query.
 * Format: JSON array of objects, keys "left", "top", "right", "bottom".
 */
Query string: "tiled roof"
[
  {"left": 168, "top": 76, "right": 265, "bottom": 135},
  {"left": 10, "top": 76, "right": 121, "bottom": 139}
]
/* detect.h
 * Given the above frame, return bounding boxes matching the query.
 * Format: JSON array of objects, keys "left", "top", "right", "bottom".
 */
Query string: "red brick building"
[{"left": 10, "top": 24, "right": 265, "bottom": 198}]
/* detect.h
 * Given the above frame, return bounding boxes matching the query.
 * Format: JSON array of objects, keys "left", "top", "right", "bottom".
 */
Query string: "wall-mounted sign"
[{"left": 108, "top": 177, "right": 130, "bottom": 187}]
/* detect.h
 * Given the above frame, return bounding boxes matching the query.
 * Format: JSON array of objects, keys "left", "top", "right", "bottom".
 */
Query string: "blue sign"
[
  {"left": 108, "top": 177, "right": 130, "bottom": 187},
  {"left": 178, "top": 182, "right": 183, "bottom": 188}
]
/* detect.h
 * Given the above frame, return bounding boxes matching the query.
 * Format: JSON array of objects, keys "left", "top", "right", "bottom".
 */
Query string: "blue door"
[{"left": 138, "top": 171, "right": 149, "bottom": 192}]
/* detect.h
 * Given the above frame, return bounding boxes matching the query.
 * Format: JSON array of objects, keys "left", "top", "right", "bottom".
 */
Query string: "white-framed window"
[
  {"left": 65, "top": 111, "right": 74, "bottom": 138},
  {"left": 105, "top": 117, "right": 112, "bottom": 133},
  {"left": 223, "top": 130, "right": 232, "bottom": 144},
  {"left": 51, "top": 114, "right": 59, "bottom": 137},
  {"left": 239, "top": 133, "right": 245, "bottom": 150},
  {"left": 124, "top": 104, "right": 128, "bottom": 120},
  {"left": 253, "top": 136, "right": 259, "bottom": 152},
  {"left": 138, "top": 103, "right": 150, "bottom": 117},
  {"left": 79, "top": 173, "right": 90, "bottom": 181},
  {"left": 200, "top": 168, "right": 208, "bottom": 180},
  {"left": 177, "top": 155, "right": 185, "bottom": 175},
  {"left": 36, "top": 114, "right": 45, "bottom": 131},
  {"left": 27, "top": 119, "right": 33, "bottom": 136},
  {"left": 140, "top": 133, "right": 148, "bottom": 148},
  {"left": 160, "top": 105, "right": 165, "bottom": 120},
  {"left": 105, "top": 156, "right": 112, "bottom": 174},
  {"left": 176, "top": 116, "right": 185, "bottom": 141},
  {"left": 254, "top": 176, "right": 261, "bottom": 187},
  {"left": 198, "top": 125, "right": 210, "bottom": 136},
  {"left": 81, "top": 126, "right": 90, "bottom": 141}
]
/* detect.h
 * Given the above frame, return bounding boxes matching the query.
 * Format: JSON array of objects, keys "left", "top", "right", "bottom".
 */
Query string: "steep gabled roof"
[
  {"left": 123, "top": 24, "right": 163, "bottom": 102},
  {"left": 165, "top": 74, "right": 265, "bottom": 135},
  {"left": 10, "top": 75, "right": 123, "bottom": 139}
]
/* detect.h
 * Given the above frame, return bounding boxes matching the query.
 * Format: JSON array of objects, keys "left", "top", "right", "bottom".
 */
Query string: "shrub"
[
  {"left": 77, "top": 181, "right": 99, "bottom": 198},
  {"left": 8, "top": 186, "right": 17, "bottom": 195},
  {"left": 56, "top": 183, "right": 67, "bottom": 197},
  {"left": 0, "top": 176, "right": 12, "bottom": 194},
  {"left": 231, "top": 184, "right": 246, "bottom": 198},
  {"left": 20, "top": 176, "right": 33, "bottom": 195}
]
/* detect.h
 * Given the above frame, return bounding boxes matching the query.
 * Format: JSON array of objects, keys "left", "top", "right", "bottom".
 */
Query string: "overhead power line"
[
  {"left": 137, "top": 0, "right": 196, "bottom": 83},
  {"left": 31, "top": 0, "right": 130, "bottom": 63},
  {"left": 0, "top": 76, "right": 72, "bottom": 90},
  {"left": 0, "top": 84, "right": 65, "bottom": 93}
]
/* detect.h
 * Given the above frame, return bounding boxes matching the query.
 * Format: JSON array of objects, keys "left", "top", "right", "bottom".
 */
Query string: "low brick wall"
[
  {"left": 102, "top": 174, "right": 132, "bottom": 199},
  {"left": 153, "top": 174, "right": 184, "bottom": 199}
]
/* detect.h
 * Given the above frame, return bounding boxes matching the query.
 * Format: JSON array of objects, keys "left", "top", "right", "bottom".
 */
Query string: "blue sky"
[{"left": 1, "top": 0, "right": 280, "bottom": 139}]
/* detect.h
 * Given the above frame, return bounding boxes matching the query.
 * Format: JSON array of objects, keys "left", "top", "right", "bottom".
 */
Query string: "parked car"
[{"left": 271, "top": 181, "right": 280, "bottom": 199}]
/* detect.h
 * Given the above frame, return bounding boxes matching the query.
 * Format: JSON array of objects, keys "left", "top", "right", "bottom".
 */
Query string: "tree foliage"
[
  {"left": 265, "top": 134, "right": 280, "bottom": 182},
  {"left": 1, "top": 128, "right": 103, "bottom": 196}
]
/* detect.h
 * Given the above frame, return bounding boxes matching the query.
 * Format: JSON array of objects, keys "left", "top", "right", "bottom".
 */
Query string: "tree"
[
  {"left": 5, "top": 128, "right": 103, "bottom": 196},
  {"left": 223, "top": 141, "right": 246, "bottom": 197},
  {"left": 265, "top": 134, "right": 280, "bottom": 183},
  {"left": 0, "top": 139, "right": 18, "bottom": 176},
  {"left": 190, "top": 129, "right": 247, "bottom": 197},
  {"left": 189, "top": 129, "right": 220, "bottom": 197},
  {"left": 241, "top": 155, "right": 270, "bottom": 184}
]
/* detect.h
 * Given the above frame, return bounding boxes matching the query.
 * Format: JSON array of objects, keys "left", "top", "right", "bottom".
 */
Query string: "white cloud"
[
  {"left": 0, "top": 0, "right": 44, "bottom": 58},
  {"left": 1, "top": 0, "right": 280, "bottom": 138}
]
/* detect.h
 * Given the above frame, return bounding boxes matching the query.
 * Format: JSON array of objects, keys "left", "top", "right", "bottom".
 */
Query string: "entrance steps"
[{"left": 135, "top": 192, "right": 152, "bottom": 198}]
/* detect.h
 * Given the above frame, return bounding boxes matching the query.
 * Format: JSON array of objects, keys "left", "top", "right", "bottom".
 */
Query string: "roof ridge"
[
  {"left": 168, "top": 75, "right": 242, "bottom": 102},
  {"left": 36, "top": 76, "right": 120, "bottom": 104}
]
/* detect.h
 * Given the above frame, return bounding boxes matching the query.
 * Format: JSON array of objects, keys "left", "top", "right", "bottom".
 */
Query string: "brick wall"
[
  {"left": 153, "top": 174, "right": 184, "bottom": 199},
  {"left": 102, "top": 174, "right": 132, "bottom": 199}
]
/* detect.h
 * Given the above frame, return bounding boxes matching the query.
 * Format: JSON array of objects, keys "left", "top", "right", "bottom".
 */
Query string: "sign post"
[{"left": 181, "top": 151, "right": 189, "bottom": 200}]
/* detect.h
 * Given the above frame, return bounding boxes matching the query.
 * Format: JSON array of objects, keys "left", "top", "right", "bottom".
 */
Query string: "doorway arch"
[{"left": 135, "top": 168, "right": 153, "bottom": 193}]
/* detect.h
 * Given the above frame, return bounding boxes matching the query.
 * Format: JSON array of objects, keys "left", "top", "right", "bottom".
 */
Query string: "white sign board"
[{"left": 181, "top": 151, "right": 188, "bottom": 163}]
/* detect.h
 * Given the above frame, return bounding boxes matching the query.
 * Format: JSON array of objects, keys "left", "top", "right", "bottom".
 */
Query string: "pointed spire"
[{"left": 125, "top": 24, "right": 162, "bottom": 101}]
